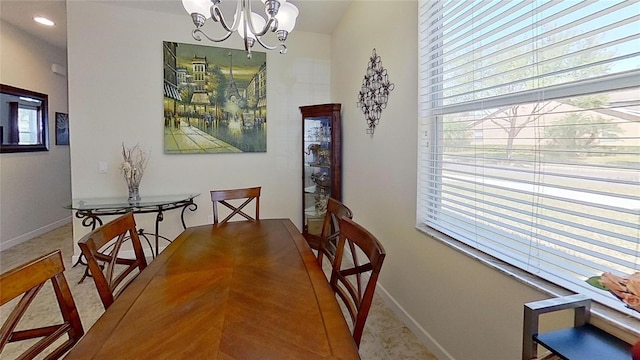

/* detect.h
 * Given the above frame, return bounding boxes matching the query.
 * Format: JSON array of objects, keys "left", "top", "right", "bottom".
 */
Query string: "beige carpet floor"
[{"left": 0, "top": 223, "right": 438, "bottom": 359}]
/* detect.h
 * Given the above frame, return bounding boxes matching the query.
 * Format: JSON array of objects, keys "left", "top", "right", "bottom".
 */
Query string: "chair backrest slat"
[
  {"left": 210, "top": 186, "right": 261, "bottom": 224},
  {"left": 329, "top": 217, "right": 386, "bottom": 347},
  {"left": 0, "top": 250, "right": 84, "bottom": 359},
  {"left": 317, "top": 198, "right": 353, "bottom": 268},
  {"left": 78, "top": 212, "right": 147, "bottom": 309}
]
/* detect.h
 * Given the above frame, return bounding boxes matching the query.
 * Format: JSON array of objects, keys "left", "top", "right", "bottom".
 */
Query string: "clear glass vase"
[{"left": 127, "top": 184, "right": 141, "bottom": 203}]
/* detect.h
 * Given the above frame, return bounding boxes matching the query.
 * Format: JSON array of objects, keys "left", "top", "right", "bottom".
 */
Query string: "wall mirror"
[{"left": 0, "top": 84, "right": 49, "bottom": 153}]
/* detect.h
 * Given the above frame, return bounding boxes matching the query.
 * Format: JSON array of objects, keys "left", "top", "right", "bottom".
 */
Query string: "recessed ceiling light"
[{"left": 34, "top": 17, "right": 55, "bottom": 26}]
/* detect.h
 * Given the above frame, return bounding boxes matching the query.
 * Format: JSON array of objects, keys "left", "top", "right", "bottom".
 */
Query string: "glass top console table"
[{"left": 65, "top": 194, "right": 199, "bottom": 260}]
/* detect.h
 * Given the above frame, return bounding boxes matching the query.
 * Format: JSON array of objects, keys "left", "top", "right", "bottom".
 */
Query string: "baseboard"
[
  {"left": 376, "top": 283, "right": 456, "bottom": 360},
  {"left": 0, "top": 217, "right": 72, "bottom": 251}
]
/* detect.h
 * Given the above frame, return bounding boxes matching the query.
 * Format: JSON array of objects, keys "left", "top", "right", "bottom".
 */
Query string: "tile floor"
[{"left": 0, "top": 223, "right": 438, "bottom": 359}]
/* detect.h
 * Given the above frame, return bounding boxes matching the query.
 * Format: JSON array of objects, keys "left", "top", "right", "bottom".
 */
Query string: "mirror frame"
[{"left": 0, "top": 84, "right": 49, "bottom": 153}]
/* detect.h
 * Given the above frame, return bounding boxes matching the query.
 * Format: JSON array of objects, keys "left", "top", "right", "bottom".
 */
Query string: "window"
[
  {"left": 18, "top": 105, "right": 39, "bottom": 145},
  {"left": 417, "top": 0, "right": 640, "bottom": 317}
]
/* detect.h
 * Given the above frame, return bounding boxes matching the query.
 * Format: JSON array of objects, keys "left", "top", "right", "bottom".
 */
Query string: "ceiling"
[{"left": 0, "top": 0, "right": 351, "bottom": 50}]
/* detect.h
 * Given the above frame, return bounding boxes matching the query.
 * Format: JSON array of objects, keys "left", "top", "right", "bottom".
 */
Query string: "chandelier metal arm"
[
  {"left": 244, "top": 0, "right": 277, "bottom": 37},
  {"left": 254, "top": 36, "right": 286, "bottom": 53},
  {"left": 210, "top": 0, "right": 276, "bottom": 38},
  {"left": 253, "top": 17, "right": 278, "bottom": 37},
  {"left": 192, "top": 28, "right": 234, "bottom": 43},
  {"left": 211, "top": 4, "right": 241, "bottom": 32},
  {"left": 246, "top": 2, "right": 278, "bottom": 38}
]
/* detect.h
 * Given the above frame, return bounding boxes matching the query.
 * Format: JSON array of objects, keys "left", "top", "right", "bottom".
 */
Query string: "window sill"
[{"left": 416, "top": 224, "right": 640, "bottom": 344}]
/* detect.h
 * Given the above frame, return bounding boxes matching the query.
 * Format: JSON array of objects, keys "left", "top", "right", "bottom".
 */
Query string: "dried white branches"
[{"left": 120, "top": 143, "right": 148, "bottom": 192}]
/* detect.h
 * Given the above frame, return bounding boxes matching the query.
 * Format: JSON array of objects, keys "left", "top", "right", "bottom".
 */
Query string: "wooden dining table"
[{"left": 64, "top": 218, "right": 360, "bottom": 360}]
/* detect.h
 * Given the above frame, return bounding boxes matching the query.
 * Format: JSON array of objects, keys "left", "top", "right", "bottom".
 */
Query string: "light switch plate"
[{"left": 99, "top": 161, "right": 108, "bottom": 174}]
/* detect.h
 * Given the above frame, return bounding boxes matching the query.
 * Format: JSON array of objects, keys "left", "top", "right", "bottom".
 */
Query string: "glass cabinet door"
[
  {"left": 304, "top": 116, "right": 331, "bottom": 236},
  {"left": 300, "top": 104, "right": 341, "bottom": 249}
]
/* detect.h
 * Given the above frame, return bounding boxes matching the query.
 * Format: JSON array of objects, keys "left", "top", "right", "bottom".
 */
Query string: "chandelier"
[{"left": 182, "top": 0, "right": 299, "bottom": 58}]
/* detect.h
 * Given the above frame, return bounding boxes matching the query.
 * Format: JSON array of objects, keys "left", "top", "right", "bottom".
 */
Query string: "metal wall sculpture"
[{"left": 356, "top": 48, "right": 394, "bottom": 134}]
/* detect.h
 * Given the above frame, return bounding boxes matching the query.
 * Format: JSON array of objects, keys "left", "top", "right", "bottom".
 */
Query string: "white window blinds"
[{"left": 418, "top": 0, "right": 640, "bottom": 316}]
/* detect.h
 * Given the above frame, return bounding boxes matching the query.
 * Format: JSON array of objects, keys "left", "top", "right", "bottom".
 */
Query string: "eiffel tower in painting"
[{"left": 226, "top": 52, "right": 242, "bottom": 101}]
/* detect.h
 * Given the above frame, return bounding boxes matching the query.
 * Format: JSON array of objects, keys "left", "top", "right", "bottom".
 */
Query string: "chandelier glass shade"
[{"left": 182, "top": 0, "right": 299, "bottom": 58}]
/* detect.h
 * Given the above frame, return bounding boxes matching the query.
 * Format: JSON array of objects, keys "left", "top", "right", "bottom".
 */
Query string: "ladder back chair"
[
  {"left": 317, "top": 197, "right": 354, "bottom": 268},
  {"left": 0, "top": 250, "right": 84, "bottom": 360},
  {"left": 210, "top": 186, "right": 261, "bottom": 224},
  {"left": 78, "top": 212, "right": 148, "bottom": 310},
  {"left": 330, "top": 217, "right": 386, "bottom": 347}
]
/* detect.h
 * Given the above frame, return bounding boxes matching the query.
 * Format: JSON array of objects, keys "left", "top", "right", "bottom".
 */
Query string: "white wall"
[
  {"left": 331, "top": 2, "right": 549, "bottom": 359},
  {"left": 0, "top": 20, "right": 72, "bottom": 250},
  {"left": 66, "top": 2, "right": 331, "bottom": 249}
]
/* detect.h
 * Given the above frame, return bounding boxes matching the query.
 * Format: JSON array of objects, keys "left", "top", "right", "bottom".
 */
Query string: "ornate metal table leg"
[
  {"left": 73, "top": 211, "right": 103, "bottom": 283},
  {"left": 137, "top": 230, "right": 156, "bottom": 260},
  {"left": 154, "top": 210, "right": 164, "bottom": 257},
  {"left": 181, "top": 201, "right": 198, "bottom": 229}
]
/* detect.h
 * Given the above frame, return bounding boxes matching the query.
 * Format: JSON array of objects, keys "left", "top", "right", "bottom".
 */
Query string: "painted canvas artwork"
[{"left": 163, "top": 42, "right": 266, "bottom": 154}]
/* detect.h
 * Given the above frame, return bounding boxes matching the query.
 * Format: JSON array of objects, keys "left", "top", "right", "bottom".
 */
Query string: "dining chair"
[
  {"left": 330, "top": 217, "right": 386, "bottom": 347},
  {"left": 78, "top": 212, "right": 148, "bottom": 310},
  {"left": 0, "top": 249, "right": 84, "bottom": 360},
  {"left": 210, "top": 186, "right": 261, "bottom": 224},
  {"left": 317, "top": 197, "right": 354, "bottom": 267}
]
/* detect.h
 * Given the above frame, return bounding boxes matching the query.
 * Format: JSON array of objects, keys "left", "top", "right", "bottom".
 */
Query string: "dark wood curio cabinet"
[{"left": 300, "top": 103, "right": 342, "bottom": 250}]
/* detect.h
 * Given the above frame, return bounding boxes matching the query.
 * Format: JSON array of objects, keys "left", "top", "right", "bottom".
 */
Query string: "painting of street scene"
[{"left": 163, "top": 42, "right": 266, "bottom": 153}]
